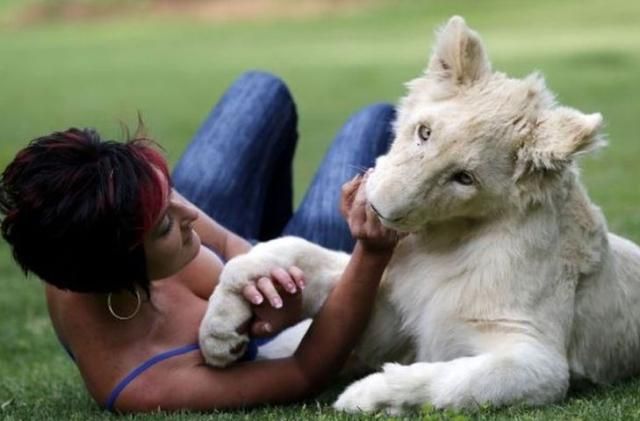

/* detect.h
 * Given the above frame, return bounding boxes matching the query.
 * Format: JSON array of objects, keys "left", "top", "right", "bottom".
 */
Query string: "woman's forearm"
[
  {"left": 292, "top": 241, "right": 392, "bottom": 392},
  {"left": 173, "top": 189, "right": 252, "bottom": 259},
  {"left": 191, "top": 210, "right": 251, "bottom": 259},
  {"left": 223, "top": 231, "right": 252, "bottom": 259}
]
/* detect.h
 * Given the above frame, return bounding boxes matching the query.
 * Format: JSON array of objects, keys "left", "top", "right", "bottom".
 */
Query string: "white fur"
[{"left": 199, "top": 16, "right": 640, "bottom": 413}]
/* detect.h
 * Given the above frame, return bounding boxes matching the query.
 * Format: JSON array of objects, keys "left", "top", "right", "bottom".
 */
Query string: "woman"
[{"left": 0, "top": 71, "right": 398, "bottom": 412}]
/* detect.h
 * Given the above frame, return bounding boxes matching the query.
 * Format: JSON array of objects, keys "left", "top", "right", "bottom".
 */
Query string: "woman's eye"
[
  {"left": 452, "top": 171, "right": 475, "bottom": 186},
  {"left": 160, "top": 214, "right": 174, "bottom": 236},
  {"left": 417, "top": 124, "right": 431, "bottom": 142}
]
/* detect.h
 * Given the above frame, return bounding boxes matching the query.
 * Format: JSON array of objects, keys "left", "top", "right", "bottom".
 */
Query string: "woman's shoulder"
[{"left": 44, "top": 276, "right": 210, "bottom": 407}]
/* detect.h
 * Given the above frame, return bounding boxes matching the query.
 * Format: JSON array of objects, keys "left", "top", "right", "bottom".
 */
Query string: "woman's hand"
[
  {"left": 250, "top": 287, "right": 303, "bottom": 337},
  {"left": 340, "top": 171, "right": 401, "bottom": 254},
  {"left": 240, "top": 267, "right": 305, "bottom": 336}
]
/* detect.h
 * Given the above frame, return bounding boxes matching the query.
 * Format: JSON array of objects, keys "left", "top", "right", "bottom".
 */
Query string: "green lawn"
[{"left": 2, "top": 0, "right": 640, "bottom": 419}]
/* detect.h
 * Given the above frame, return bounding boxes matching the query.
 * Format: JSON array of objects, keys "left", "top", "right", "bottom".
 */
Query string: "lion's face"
[{"left": 366, "top": 16, "right": 603, "bottom": 232}]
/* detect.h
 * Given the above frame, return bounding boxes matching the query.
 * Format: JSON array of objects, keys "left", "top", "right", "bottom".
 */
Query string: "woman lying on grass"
[{"left": 0, "top": 71, "right": 399, "bottom": 412}]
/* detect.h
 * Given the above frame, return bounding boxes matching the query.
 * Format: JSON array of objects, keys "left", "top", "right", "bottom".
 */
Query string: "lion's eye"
[
  {"left": 452, "top": 171, "right": 475, "bottom": 186},
  {"left": 417, "top": 124, "right": 431, "bottom": 142}
]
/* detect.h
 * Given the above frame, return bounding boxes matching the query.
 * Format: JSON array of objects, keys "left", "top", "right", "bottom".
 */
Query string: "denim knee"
[
  {"left": 232, "top": 70, "right": 296, "bottom": 114},
  {"left": 348, "top": 103, "right": 395, "bottom": 126}
]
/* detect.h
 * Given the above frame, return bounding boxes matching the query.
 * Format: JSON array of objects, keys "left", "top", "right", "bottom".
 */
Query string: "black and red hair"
[{"left": 0, "top": 127, "right": 170, "bottom": 294}]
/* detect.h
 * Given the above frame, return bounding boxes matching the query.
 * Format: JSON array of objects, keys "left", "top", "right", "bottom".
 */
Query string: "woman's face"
[{"left": 143, "top": 182, "right": 201, "bottom": 281}]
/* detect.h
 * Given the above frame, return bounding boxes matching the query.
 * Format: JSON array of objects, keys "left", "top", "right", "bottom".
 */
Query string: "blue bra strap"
[
  {"left": 105, "top": 343, "right": 200, "bottom": 411},
  {"left": 241, "top": 336, "right": 277, "bottom": 362}
]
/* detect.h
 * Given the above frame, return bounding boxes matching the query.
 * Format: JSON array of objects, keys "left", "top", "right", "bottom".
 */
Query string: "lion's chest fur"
[{"left": 373, "top": 211, "right": 578, "bottom": 364}]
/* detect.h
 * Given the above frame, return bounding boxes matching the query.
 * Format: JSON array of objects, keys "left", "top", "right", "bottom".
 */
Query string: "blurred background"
[{"left": 0, "top": 0, "right": 639, "bottom": 419}]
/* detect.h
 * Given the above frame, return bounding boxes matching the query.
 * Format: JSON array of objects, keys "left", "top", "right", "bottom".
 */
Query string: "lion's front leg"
[
  {"left": 334, "top": 338, "right": 569, "bottom": 413},
  {"left": 199, "top": 273, "right": 253, "bottom": 367},
  {"left": 199, "top": 236, "right": 350, "bottom": 367}
]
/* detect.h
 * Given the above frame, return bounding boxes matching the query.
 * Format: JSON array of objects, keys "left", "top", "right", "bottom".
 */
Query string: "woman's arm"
[
  {"left": 119, "top": 174, "right": 399, "bottom": 412},
  {"left": 174, "top": 189, "right": 303, "bottom": 315},
  {"left": 127, "top": 244, "right": 391, "bottom": 412}
]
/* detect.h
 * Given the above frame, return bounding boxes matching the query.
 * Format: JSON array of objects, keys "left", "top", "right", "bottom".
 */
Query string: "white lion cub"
[{"left": 199, "top": 16, "right": 640, "bottom": 413}]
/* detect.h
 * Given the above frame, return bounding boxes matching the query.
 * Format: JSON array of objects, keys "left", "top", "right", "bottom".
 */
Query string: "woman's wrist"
[
  {"left": 353, "top": 240, "right": 396, "bottom": 264},
  {"left": 351, "top": 241, "right": 394, "bottom": 269}
]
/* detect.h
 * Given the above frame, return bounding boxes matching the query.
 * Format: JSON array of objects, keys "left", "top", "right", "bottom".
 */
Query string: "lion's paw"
[
  {"left": 199, "top": 326, "right": 249, "bottom": 367},
  {"left": 199, "top": 287, "right": 252, "bottom": 367},
  {"left": 333, "top": 372, "right": 399, "bottom": 414}
]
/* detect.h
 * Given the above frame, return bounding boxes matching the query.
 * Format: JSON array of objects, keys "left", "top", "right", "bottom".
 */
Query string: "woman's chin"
[
  {"left": 186, "top": 231, "right": 202, "bottom": 262},
  {"left": 170, "top": 232, "right": 203, "bottom": 277}
]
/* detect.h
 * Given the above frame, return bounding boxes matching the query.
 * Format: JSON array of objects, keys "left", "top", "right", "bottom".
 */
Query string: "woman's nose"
[{"left": 176, "top": 201, "right": 198, "bottom": 227}]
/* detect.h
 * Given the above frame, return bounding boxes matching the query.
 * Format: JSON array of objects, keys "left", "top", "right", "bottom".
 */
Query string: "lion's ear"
[
  {"left": 426, "top": 16, "right": 491, "bottom": 86},
  {"left": 516, "top": 107, "right": 605, "bottom": 176}
]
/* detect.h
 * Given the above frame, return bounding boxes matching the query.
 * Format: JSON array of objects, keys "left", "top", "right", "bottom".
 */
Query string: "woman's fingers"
[
  {"left": 271, "top": 267, "right": 297, "bottom": 294},
  {"left": 242, "top": 283, "right": 264, "bottom": 305},
  {"left": 342, "top": 170, "right": 402, "bottom": 252},
  {"left": 340, "top": 173, "right": 363, "bottom": 218},
  {"left": 252, "top": 289, "right": 303, "bottom": 337},
  {"left": 257, "top": 277, "right": 283, "bottom": 309},
  {"left": 288, "top": 266, "right": 305, "bottom": 290},
  {"left": 348, "top": 173, "right": 369, "bottom": 233},
  {"left": 242, "top": 266, "right": 304, "bottom": 310},
  {"left": 364, "top": 199, "right": 378, "bottom": 227}
]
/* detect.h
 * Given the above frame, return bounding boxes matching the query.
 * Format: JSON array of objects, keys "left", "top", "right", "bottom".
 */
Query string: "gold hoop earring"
[{"left": 107, "top": 289, "right": 142, "bottom": 321}]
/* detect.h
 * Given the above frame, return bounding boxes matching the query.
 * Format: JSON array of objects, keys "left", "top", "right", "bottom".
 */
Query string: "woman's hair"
[{"left": 0, "top": 127, "right": 170, "bottom": 294}]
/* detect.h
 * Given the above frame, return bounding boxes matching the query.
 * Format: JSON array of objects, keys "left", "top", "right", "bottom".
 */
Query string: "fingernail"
[
  {"left": 288, "top": 284, "right": 297, "bottom": 294},
  {"left": 252, "top": 295, "right": 263, "bottom": 305},
  {"left": 263, "top": 323, "right": 273, "bottom": 333},
  {"left": 273, "top": 298, "right": 283, "bottom": 309},
  {"left": 299, "top": 279, "right": 306, "bottom": 290}
]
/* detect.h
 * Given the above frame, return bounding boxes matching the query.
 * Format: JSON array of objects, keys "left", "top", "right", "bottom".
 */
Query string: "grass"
[{"left": 1, "top": 0, "right": 640, "bottom": 419}]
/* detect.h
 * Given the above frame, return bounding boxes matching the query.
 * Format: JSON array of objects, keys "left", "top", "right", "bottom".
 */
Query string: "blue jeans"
[{"left": 172, "top": 71, "right": 395, "bottom": 253}]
